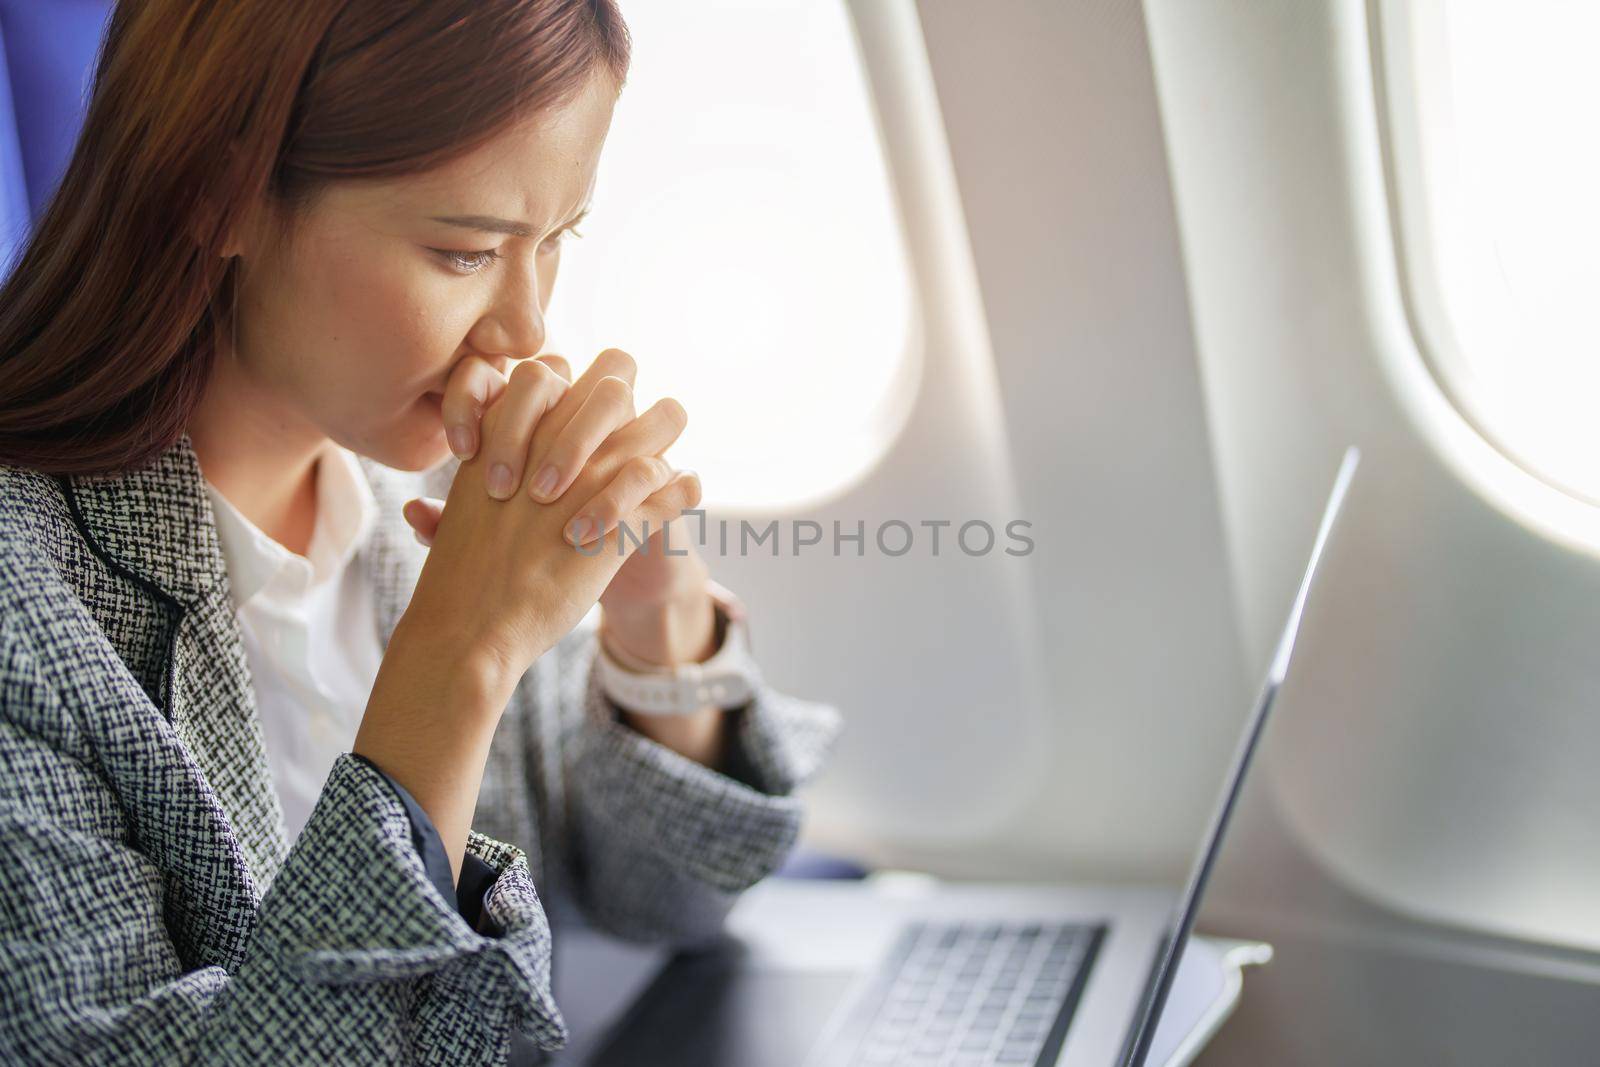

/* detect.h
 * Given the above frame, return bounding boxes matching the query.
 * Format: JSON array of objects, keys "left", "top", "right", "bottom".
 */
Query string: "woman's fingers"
[
  {"left": 569, "top": 467, "right": 702, "bottom": 551},
  {"left": 621, "top": 469, "right": 704, "bottom": 547},
  {"left": 564, "top": 454, "right": 676, "bottom": 545},
  {"left": 536, "top": 353, "right": 572, "bottom": 384},
  {"left": 525, "top": 374, "right": 638, "bottom": 502},
  {"left": 532, "top": 347, "right": 638, "bottom": 452},
  {"left": 595, "top": 396, "right": 688, "bottom": 466},
  {"left": 480, "top": 360, "right": 569, "bottom": 499},
  {"left": 562, "top": 398, "right": 692, "bottom": 543},
  {"left": 440, "top": 354, "right": 570, "bottom": 461},
  {"left": 440, "top": 355, "right": 509, "bottom": 460},
  {"left": 402, "top": 497, "right": 446, "bottom": 546}
]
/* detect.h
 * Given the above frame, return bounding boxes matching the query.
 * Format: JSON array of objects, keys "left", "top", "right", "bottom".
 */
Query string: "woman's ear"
[
  {"left": 219, "top": 220, "right": 248, "bottom": 260},
  {"left": 193, "top": 144, "right": 262, "bottom": 260},
  {"left": 217, "top": 193, "right": 267, "bottom": 261},
  {"left": 185, "top": 190, "right": 251, "bottom": 260},
  {"left": 218, "top": 209, "right": 243, "bottom": 259}
]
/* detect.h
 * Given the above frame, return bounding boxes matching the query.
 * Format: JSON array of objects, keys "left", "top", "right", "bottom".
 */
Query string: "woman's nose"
[
  {"left": 473, "top": 286, "right": 547, "bottom": 363},
  {"left": 495, "top": 312, "right": 545, "bottom": 363}
]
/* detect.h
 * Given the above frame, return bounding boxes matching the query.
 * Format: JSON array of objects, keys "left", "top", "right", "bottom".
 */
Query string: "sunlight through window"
[
  {"left": 1387, "top": 1, "right": 1600, "bottom": 504},
  {"left": 543, "top": 0, "right": 918, "bottom": 511}
]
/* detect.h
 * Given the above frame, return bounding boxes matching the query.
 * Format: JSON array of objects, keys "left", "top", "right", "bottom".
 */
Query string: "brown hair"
[{"left": 0, "top": 0, "right": 629, "bottom": 475}]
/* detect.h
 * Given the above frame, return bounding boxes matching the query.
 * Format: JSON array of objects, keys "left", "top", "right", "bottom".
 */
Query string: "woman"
[{"left": 0, "top": 1, "right": 840, "bottom": 1062}]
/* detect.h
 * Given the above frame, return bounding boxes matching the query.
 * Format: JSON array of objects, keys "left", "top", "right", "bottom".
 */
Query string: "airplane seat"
[{"left": 0, "top": 0, "right": 113, "bottom": 275}]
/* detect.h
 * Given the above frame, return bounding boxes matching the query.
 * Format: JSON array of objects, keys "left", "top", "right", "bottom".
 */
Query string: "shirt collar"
[{"left": 204, "top": 444, "right": 379, "bottom": 609}]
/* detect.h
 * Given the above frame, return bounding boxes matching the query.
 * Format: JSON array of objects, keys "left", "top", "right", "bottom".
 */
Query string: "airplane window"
[
  {"left": 1381, "top": 1, "right": 1600, "bottom": 505},
  {"left": 542, "top": 0, "right": 918, "bottom": 510}
]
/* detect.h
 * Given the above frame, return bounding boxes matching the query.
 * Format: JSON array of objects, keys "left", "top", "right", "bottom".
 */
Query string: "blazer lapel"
[{"left": 65, "top": 434, "right": 289, "bottom": 892}]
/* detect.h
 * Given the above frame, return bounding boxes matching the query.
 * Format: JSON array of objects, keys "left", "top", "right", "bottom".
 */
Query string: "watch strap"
[{"left": 597, "top": 585, "right": 761, "bottom": 716}]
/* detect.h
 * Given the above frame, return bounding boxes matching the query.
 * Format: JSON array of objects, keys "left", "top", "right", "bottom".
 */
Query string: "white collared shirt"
[{"left": 203, "top": 445, "right": 384, "bottom": 843}]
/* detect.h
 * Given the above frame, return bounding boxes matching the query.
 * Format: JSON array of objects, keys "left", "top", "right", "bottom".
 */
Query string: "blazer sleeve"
[
  {"left": 0, "top": 618, "right": 565, "bottom": 1065},
  {"left": 559, "top": 614, "right": 843, "bottom": 945},
  {"left": 352, "top": 752, "right": 506, "bottom": 937}
]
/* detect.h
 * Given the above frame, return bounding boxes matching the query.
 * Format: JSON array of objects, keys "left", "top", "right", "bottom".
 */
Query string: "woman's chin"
[
  {"left": 350, "top": 397, "right": 455, "bottom": 472},
  {"left": 393, "top": 392, "right": 452, "bottom": 467},
  {"left": 397, "top": 427, "right": 456, "bottom": 472},
  {"left": 389, "top": 438, "right": 454, "bottom": 472},
  {"left": 413, "top": 393, "right": 457, "bottom": 469}
]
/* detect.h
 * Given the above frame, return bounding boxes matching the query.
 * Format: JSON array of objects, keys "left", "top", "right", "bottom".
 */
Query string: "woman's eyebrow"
[
  {"left": 428, "top": 214, "right": 533, "bottom": 237},
  {"left": 428, "top": 206, "right": 590, "bottom": 239}
]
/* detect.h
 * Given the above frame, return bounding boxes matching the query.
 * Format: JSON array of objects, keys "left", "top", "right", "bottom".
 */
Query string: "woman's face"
[{"left": 226, "top": 72, "right": 616, "bottom": 471}]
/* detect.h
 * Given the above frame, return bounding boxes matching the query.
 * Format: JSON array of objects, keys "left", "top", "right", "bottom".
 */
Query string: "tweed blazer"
[{"left": 0, "top": 433, "right": 842, "bottom": 1064}]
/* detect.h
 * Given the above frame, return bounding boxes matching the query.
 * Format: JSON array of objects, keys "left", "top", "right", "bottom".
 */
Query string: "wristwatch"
[{"left": 596, "top": 579, "right": 763, "bottom": 716}]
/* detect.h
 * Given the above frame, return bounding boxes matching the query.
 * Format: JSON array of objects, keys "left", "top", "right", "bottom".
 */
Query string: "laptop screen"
[{"left": 1118, "top": 446, "right": 1360, "bottom": 1067}]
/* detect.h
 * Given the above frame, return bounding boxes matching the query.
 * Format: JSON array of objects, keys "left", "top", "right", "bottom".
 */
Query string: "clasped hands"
[{"left": 403, "top": 348, "right": 718, "bottom": 672}]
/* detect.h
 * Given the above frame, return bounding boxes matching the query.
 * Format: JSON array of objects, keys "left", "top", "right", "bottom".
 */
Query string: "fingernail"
[
  {"left": 487, "top": 463, "right": 513, "bottom": 498},
  {"left": 566, "top": 515, "right": 593, "bottom": 545},
  {"left": 530, "top": 464, "right": 559, "bottom": 500},
  {"left": 447, "top": 425, "right": 474, "bottom": 459}
]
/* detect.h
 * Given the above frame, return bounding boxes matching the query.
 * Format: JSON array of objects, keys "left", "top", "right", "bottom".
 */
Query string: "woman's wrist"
[
  {"left": 600, "top": 585, "right": 718, "bottom": 668},
  {"left": 392, "top": 598, "right": 531, "bottom": 706},
  {"left": 395, "top": 607, "right": 515, "bottom": 710},
  {"left": 598, "top": 584, "right": 733, "bottom": 770},
  {"left": 355, "top": 615, "right": 515, "bottom": 885}
]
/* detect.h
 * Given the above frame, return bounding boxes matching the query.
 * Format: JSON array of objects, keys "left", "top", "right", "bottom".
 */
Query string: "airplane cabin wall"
[
  {"left": 1144, "top": 0, "right": 1600, "bottom": 953},
  {"left": 715, "top": 0, "right": 1247, "bottom": 883}
]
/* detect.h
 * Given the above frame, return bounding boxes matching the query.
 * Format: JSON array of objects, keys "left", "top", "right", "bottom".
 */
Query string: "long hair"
[{"left": 0, "top": 0, "right": 629, "bottom": 474}]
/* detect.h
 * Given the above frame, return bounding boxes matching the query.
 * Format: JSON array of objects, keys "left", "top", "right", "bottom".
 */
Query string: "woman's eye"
[
  {"left": 539, "top": 225, "right": 584, "bottom": 253},
  {"left": 433, "top": 248, "right": 501, "bottom": 274}
]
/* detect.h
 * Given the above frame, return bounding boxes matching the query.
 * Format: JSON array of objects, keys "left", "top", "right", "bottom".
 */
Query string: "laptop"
[{"left": 574, "top": 447, "right": 1360, "bottom": 1067}]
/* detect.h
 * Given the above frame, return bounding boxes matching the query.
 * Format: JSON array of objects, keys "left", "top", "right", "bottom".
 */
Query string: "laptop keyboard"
[{"left": 813, "top": 920, "right": 1105, "bottom": 1067}]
